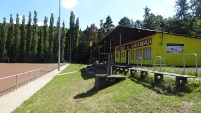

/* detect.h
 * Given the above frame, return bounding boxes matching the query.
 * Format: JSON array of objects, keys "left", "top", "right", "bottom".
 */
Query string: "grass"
[{"left": 13, "top": 64, "right": 201, "bottom": 113}]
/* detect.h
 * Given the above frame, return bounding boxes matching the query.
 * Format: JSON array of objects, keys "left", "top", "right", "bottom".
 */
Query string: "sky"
[{"left": 0, "top": 0, "right": 180, "bottom": 30}]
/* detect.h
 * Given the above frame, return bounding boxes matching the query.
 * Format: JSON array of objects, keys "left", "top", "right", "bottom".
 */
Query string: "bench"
[
  {"left": 129, "top": 68, "right": 197, "bottom": 88},
  {"left": 130, "top": 68, "right": 153, "bottom": 79},
  {"left": 112, "top": 65, "right": 131, "bottom": 75},
  {"left": 95, "top": 74, "right": 126, "bottom": 90}
]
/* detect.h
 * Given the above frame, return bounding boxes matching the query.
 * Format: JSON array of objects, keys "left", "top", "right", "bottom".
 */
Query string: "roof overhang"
[{"left": 97, "top": 26, "right": 157, "bottom": 47}]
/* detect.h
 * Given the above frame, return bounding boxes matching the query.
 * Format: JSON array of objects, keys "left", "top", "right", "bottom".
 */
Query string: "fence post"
[
  {"left": 16, "top": 75, "right": 18, "bottom": 90},
  {"left": 27, "top": 71, "right": 29, "bottom": 84},
  {"left": 41, "top": 68, "right": 43, "bottom": 76}
]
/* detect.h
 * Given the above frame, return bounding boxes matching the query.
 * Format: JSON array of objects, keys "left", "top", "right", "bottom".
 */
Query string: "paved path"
[{"left": 0, "top": 64, "right": 69, "bottom": 113}]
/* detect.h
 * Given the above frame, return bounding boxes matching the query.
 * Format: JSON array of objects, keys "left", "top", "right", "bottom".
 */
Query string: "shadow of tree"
[{"left": 74, "top": 87, "right": 98, "bottom": 99}]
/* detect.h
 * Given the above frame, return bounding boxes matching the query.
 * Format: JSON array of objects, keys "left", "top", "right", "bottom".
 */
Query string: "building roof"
[{"left": 97, "top": 25, "right": 156, "bottom": 46}]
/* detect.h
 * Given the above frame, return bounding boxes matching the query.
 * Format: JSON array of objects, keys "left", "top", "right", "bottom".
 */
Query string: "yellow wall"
[
  {"left": 154, "top": 33, "right": 201, "bottom": 66},
  {"left": 115, "top": 33, "right": 201, "bottom": 66}
]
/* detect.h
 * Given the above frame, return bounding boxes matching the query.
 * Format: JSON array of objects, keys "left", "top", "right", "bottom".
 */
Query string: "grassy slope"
[{"left": 13, "top": 64, "right": 201, "bottom": 113}]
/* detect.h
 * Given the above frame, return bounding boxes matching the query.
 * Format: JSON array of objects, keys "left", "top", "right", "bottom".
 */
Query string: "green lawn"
[{"left": 13, "top": 64, "right": 201, "bottom": 113}]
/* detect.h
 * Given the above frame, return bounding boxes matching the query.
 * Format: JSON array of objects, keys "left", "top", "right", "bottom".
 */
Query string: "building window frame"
[
  {"left": 136, "top": 48, "right": 142, "bottom": 60},
  {"left": 143, "top": 47, "right": 151, "bottom": 60}
]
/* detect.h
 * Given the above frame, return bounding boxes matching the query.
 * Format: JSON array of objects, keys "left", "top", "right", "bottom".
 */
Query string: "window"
[
  {"left": 116, "top": 52, "right": 119, "bottom": 58},
  {"left": 136, "top": 49, "right": 142, "bottom": 60},
  {"left": 131, "top": 50, "right": 134, "bottom": 60},
  {"left": 144, "top": 47, "right": 151, "bottom": 60}
]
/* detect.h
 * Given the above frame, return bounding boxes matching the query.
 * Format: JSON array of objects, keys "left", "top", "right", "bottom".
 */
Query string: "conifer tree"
[
  {"left": 30, "top": 10, "right": 38, "bottom": 62},
  {"left": 6, "top": 14, "right": 14, "bottom": 62},
  {"left": 26, "top": 12, "right": 32, "bottom": 61},
  {"left": 0, "top": 17, "right": 7, "bottom": 59},
  {"left": 13, "top": 13, "right": 20, "bottom": 62},
  {"left": 19, "top": 15, "right": 26, "bottom": 62}
]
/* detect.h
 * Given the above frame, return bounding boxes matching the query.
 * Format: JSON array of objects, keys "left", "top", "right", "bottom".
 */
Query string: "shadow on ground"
[
  {"left": 74, "top": 86, "right": 98, "bottom": 99},
  {"left": 80, "top": 69, "right": 95, "bottom": 80},
  {"left": 128, "top": 74, "right": 199, "bottom": 96}
]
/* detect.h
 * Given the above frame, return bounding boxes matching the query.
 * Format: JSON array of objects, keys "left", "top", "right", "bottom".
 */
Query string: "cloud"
[
  {"left": 150, "top": 7, "right": 167, "bottom": 17},
  {"left": 61, "top": 0, "right": 78, "bottom": 9},
  {"left": 37, "top": 21, "right": 44, "bottom": 26}
]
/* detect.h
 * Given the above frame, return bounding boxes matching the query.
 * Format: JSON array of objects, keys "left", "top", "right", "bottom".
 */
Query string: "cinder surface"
[{"left": 0, "top": 64, "right": 69, "bottom": 113}]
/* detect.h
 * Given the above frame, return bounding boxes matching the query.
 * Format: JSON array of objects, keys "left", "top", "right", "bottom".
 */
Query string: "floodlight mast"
[{"left": 58, "top": 0, "right": 61, "bottom": 71}]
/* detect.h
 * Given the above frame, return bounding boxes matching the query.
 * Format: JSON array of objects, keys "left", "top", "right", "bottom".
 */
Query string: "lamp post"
[
  {"left": 160, "top": 21, "right": 164, "bottom": 45},
  {"left": 58, "top": 0, "right": 61, "bottom": 71}
]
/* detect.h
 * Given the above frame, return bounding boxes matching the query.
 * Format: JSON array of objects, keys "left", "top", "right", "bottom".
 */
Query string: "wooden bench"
[
  {"left": 130, "top": 68, "right": 153, "bottom": 79},
  {"left": 129, "top": 68, "right": 197, "bottom": 88},
  {"left": 153, "top": 71, "right": 196, "bottom": 88},
  {"left": 95, "top": 74, "right": 126, "bottom": 90},
  {"left": 112, "top": 65, "right": 131, "bottom": 75}
]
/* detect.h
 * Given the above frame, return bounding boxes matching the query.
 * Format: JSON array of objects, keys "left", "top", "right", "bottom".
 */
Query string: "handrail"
[
  {"left": 137, "top": 57, "right": 142, "bottom": 68},
  {"left": 0, "top": 68, "right": 42, "bottom": 81},
  {"left": 153, "top": 56, "right": 162, "bottom": 71},
  {"left": 0, "top": 68, "right": 43, "bottom": 91},
  {"left": 183, "top": 53, "right": 198, "bottom": 76}
]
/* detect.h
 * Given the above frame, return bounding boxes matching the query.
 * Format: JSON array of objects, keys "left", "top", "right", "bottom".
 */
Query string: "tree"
[
  {"left": 74, "top": 18, "right": 80, "bottom": 61},
  {"left": 37, "top": 27, "right": 44, "bottom": 62},
  {"left": 6, "top": 14, "right": 14, "bottom": 62},
  {"left": 61, "top": 21, "right": 66, "bottom": 62},
  {"left": 26, "top": 12, "right": 32, "bottom": 61},
  {"left": 175, "top": 0, "right": 189, "bottom": 20},
  {"left": 142, "top": 6, "right": 152, "bottom": 29},
  {"left": 133, "top": 19, "right": 142, "bottom": 28},
  {"left": 30, "top": 10, "right": 38, "bottom": 62},
  {"left": 13, "top": 13, "right": 20, "bottom": 62},
  {"left": 191, "top": 19, "right": 201, "bottom": 37},
  {"left": 19, "top": 15, "right": 26, "bottom": 62},
  {"left": 118, "top": 17, "right": 132, "bottom": 27},
  {"left": 103, "top": 15, "right": 114, "bottom": 33},
  {"left": 0, "top": 17, "right": 7, "bottom": 59},
  {"left": 66, "top": 11, "right": 76, "bottom": 62},
  {"left": 43, "top": 16, "right": 48, "bottom": 62},
  {"left": 97, "top": 19, "right": 105, "bottom": 41},
  {"left": 190, "top": 0, "right": 201, "bottom": 19},
  {"left": 53, "top": 17, "right": 59, "bottom": 62},
  {"left": 48, "top": 13, "right": 54, "bottom": 60}
]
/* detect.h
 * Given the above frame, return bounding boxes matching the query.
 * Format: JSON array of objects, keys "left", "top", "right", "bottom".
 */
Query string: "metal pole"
[
  {"left": 69, "top": 34, "right": 71, "bottom": 63},
  {"left": 58, "top": 0, "right": 61, "bottom": 71},
  {"left": 98, "top": 46, "right": 100, "bottom": 63},
  {"left": 110, "top": 39, "right": 111, "bottom": 54},
  {"left": 120, "top": 33, "right": 122, "bottom": 64}
]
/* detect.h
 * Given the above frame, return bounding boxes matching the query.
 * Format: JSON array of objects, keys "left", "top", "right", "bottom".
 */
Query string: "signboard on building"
[
  {"left": 116, "top": 38, "right": 152, "bottom": 51},
  {"left": 167, "top": 43, "right": 184, "bottom": 53}
]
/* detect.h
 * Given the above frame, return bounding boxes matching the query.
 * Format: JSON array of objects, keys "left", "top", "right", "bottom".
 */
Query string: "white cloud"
[
  {"left": 37, "top": 21, "right": 44, "bottom": 26},
  {"left": 61, "top": 0, "right": 78, "bottom": 10},
  {"left": 150, "top": 7, "right": 167, "bottom": 17}
]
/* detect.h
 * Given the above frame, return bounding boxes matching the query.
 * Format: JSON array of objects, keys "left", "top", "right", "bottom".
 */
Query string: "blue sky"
[{"left": 0, "top": 0, "right": 180, "bottom": 30}]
